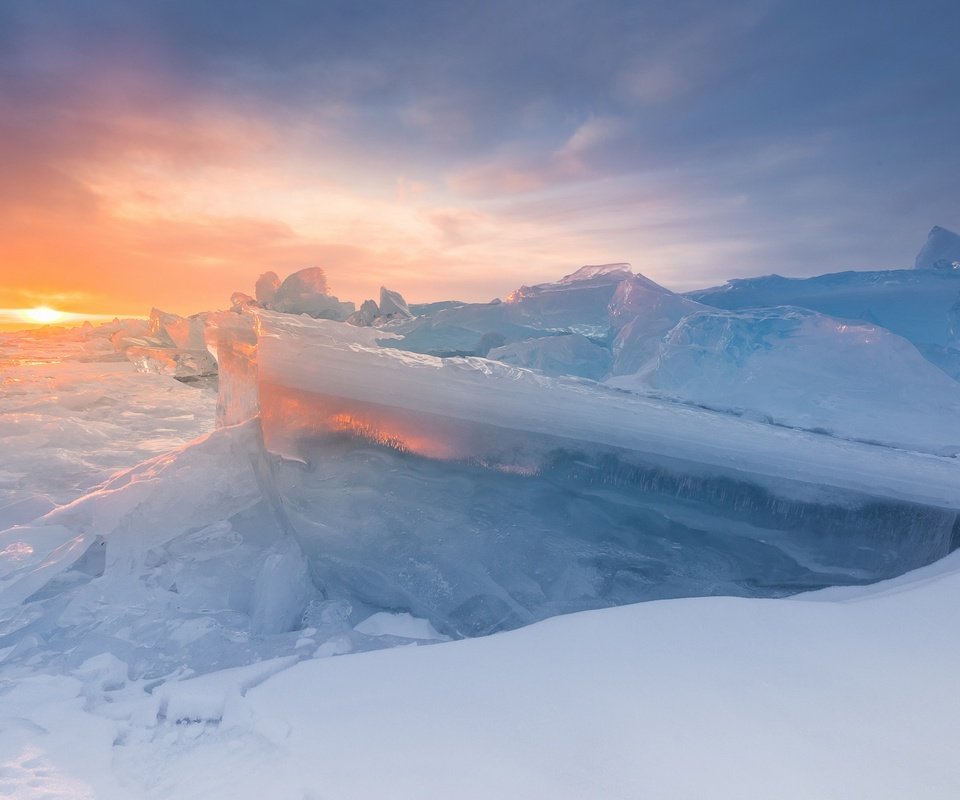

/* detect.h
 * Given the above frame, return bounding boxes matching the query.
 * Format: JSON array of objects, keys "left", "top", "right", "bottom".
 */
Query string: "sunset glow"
[
  {"left": 22, "top": 306, "right": 65, "bottom": 325},
  {"left": 2, "top": 1, "right": 956, "bottom": 322}
]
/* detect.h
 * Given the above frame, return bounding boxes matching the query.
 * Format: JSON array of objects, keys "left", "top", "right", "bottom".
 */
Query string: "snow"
[
  {"left": 1, "top": 551, "right": 959, "bottom": 799},
  {"left": 353, "top": 611, "right": 447, "bottom": 641}
]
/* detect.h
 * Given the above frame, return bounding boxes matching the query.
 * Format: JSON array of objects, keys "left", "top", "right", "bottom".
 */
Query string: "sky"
[{"left": 1, "top": 0, "right": 959, "bottom": 322}]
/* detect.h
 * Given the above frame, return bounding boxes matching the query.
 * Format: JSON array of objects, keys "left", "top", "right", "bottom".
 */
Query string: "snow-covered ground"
[
  {"left": 2, "top": 549, "right": 959, "bottom": 799},
  {"left": 2, "top": 243, "right": 960, "bottom": 797}
]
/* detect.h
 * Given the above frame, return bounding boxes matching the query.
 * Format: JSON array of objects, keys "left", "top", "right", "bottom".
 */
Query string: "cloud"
[
  {"left": 615, "top": 61, "right": 693, "bottom": 105},
  {"left": 2, "top": 0, "right": 959, "bottom": 316},
  {"left": 448, "top": 116, "right": 630, "bottom": 197}
]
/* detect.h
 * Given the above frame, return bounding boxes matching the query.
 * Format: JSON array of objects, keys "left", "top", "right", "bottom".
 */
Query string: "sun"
[{"left": 22, "top": 306, "right": 66, "bottom": 325}]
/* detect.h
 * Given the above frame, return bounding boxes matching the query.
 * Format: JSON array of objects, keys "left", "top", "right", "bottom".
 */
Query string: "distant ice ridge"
[
  {"left": 687, "top": 249, "right": 960, "bottom": 381},
  {"left": 915, "top": 225, "right": 960, "bottom": 270}
]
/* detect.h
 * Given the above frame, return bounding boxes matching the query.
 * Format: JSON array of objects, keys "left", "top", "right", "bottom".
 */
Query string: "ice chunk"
[
  {"left": 505, "top": 263, "right": 633, "bottom": 328},
  {"left": 608, "top": 274, "right": 706, "bottom": 375},
  {"left": 378, "top": 286, "right": 413, "bottom": 319},
  {"left": 0, "top": 525, "right": 101, "bottom": 605},
  {"left": 688, "top": 268, "right": 960, "bottom": 352},
  {"left": 380, "top": 265, "right": 639, "bottom": 356},
  {"left": 249, "top": 538, "right": 314, "bottom": 636},
  {"left": 915, "top": 225, "right": 960, "bottom": 270},
  {"left": 346, "top": 299, "right": 380, "bottom": 327},
  {"left": 148, "top": 308, "right": 207, "bottom": 351},
  {"left": 0, "top": 495, "right": 57, "bottom": 530},
  {"left": 126, "top": 346, "right": 218, "bottom": 379},
  {"left": 270, "top": 267, "right": 355, "bottom": 320},
  {"left": 230, "top": 291, "right": 257, "bottom": 310},
  {"left": 950, "top": 295, "right": 960, "bottom": 348},
  {"left": 487, "top": 333, "right": 612, "bottom": 379},
  {"left": 255, "top": 271, "right": 281, "bottom": 305},
  {"left": 108, "top": 319, "right": 154, "bottom": 352},
  {"left": 383, "top": 302, "right": 544, "bottom": 356},
  {"left": 607, "top": 307, "right": 960, "bottom": 454},
  {"left": 204, "top": 312, "right": 260, "bottom": 426}
]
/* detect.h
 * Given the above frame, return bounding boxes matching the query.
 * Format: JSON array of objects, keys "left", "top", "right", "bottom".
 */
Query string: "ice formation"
[
  {"left": 377, "top": 286, "right": 413, "bottom": 319},
  {"left": 915, "top": 224, "right": 960, "bottom": 270},
  {"left": 487, "top": 333, "right": 611, "bottom": 380},
  {"left": 254, "top": 270, "right": 281, "bottom": 305},
  {"left": 2, "top": 234, "right": 960, "bottom": 720},
  {"left": 608, "top": 306, "right": 960, "bottom": 455},
  {"left": 269, "top": 267, "right": 355, "bottom": 320},
  {"left": 687, "top": 266, "right": 960, "bottom": 379}
]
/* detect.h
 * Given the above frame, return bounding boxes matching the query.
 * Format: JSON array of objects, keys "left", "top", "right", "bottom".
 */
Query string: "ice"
[
  {"left": 487, "top": 333, "right": 611, "bottom": 379},
  {"left": 269, "top": 267, "right": 355, "bottom": 320},
  {"left": 204, "top": 311, "right": 259, "bottom": 426},
  {"left": 197, "top": 310, "right": 960, "bottom": 637},
  {"left": 108, "top": 318, "right": 154, "bottom": 352},
  {"left": 345, "top": 289, "right": 413, "bottom": 328},
  {"left": 248, "top": 537, "right": 313, "bottom": 636},
  {"left": 383, "top": 301, "right": 544, "bottom": 355},
  {"left": 380, "top": 264, "right": 634, "bottom": 357},
  {"left": 0, "top": 496, "right": 57, "bottom": 529},
  {"left": 377, "top": 286, "right": 413, "bottom": 319},
  {"left": 148, "top": 308, "right": 207, "bottom": 351},
  {"left": 504, "top": 262, "right": 632, "bottom": 328},
  {"left": 3, "top": 307, "right": 957, "bottom": 678},
  {"left": 688, "top": 268, "right": 960, "bottom": 380},
  {"left": 95, "top": 309, "right": 221, "bottom": 379},
  {"left": 0, "top": 325, "right": 217, "bottom": 508},
  {"left": 254, "top": 270, "right": 281, "bottom": 306},
  {"left": 346, "top": 298, "right": 380, "bottom": 326},
  {"left": 607, "top": 306, "right": 960, "bottom": 454},
  {"left": 0, "top": 421, "right": 316, "bottom": 677},
  {"left": 915, "top": 224, "right": 960, "bottom": 270},
  {"left": 125, "top": 345, "right": 218, "bottom": 379},
  {"left": 607, "top": 273, "right": 705, "bottom": 375},
  {"left": 3, "top": 258, "right": 960, "bottom": 798}
]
